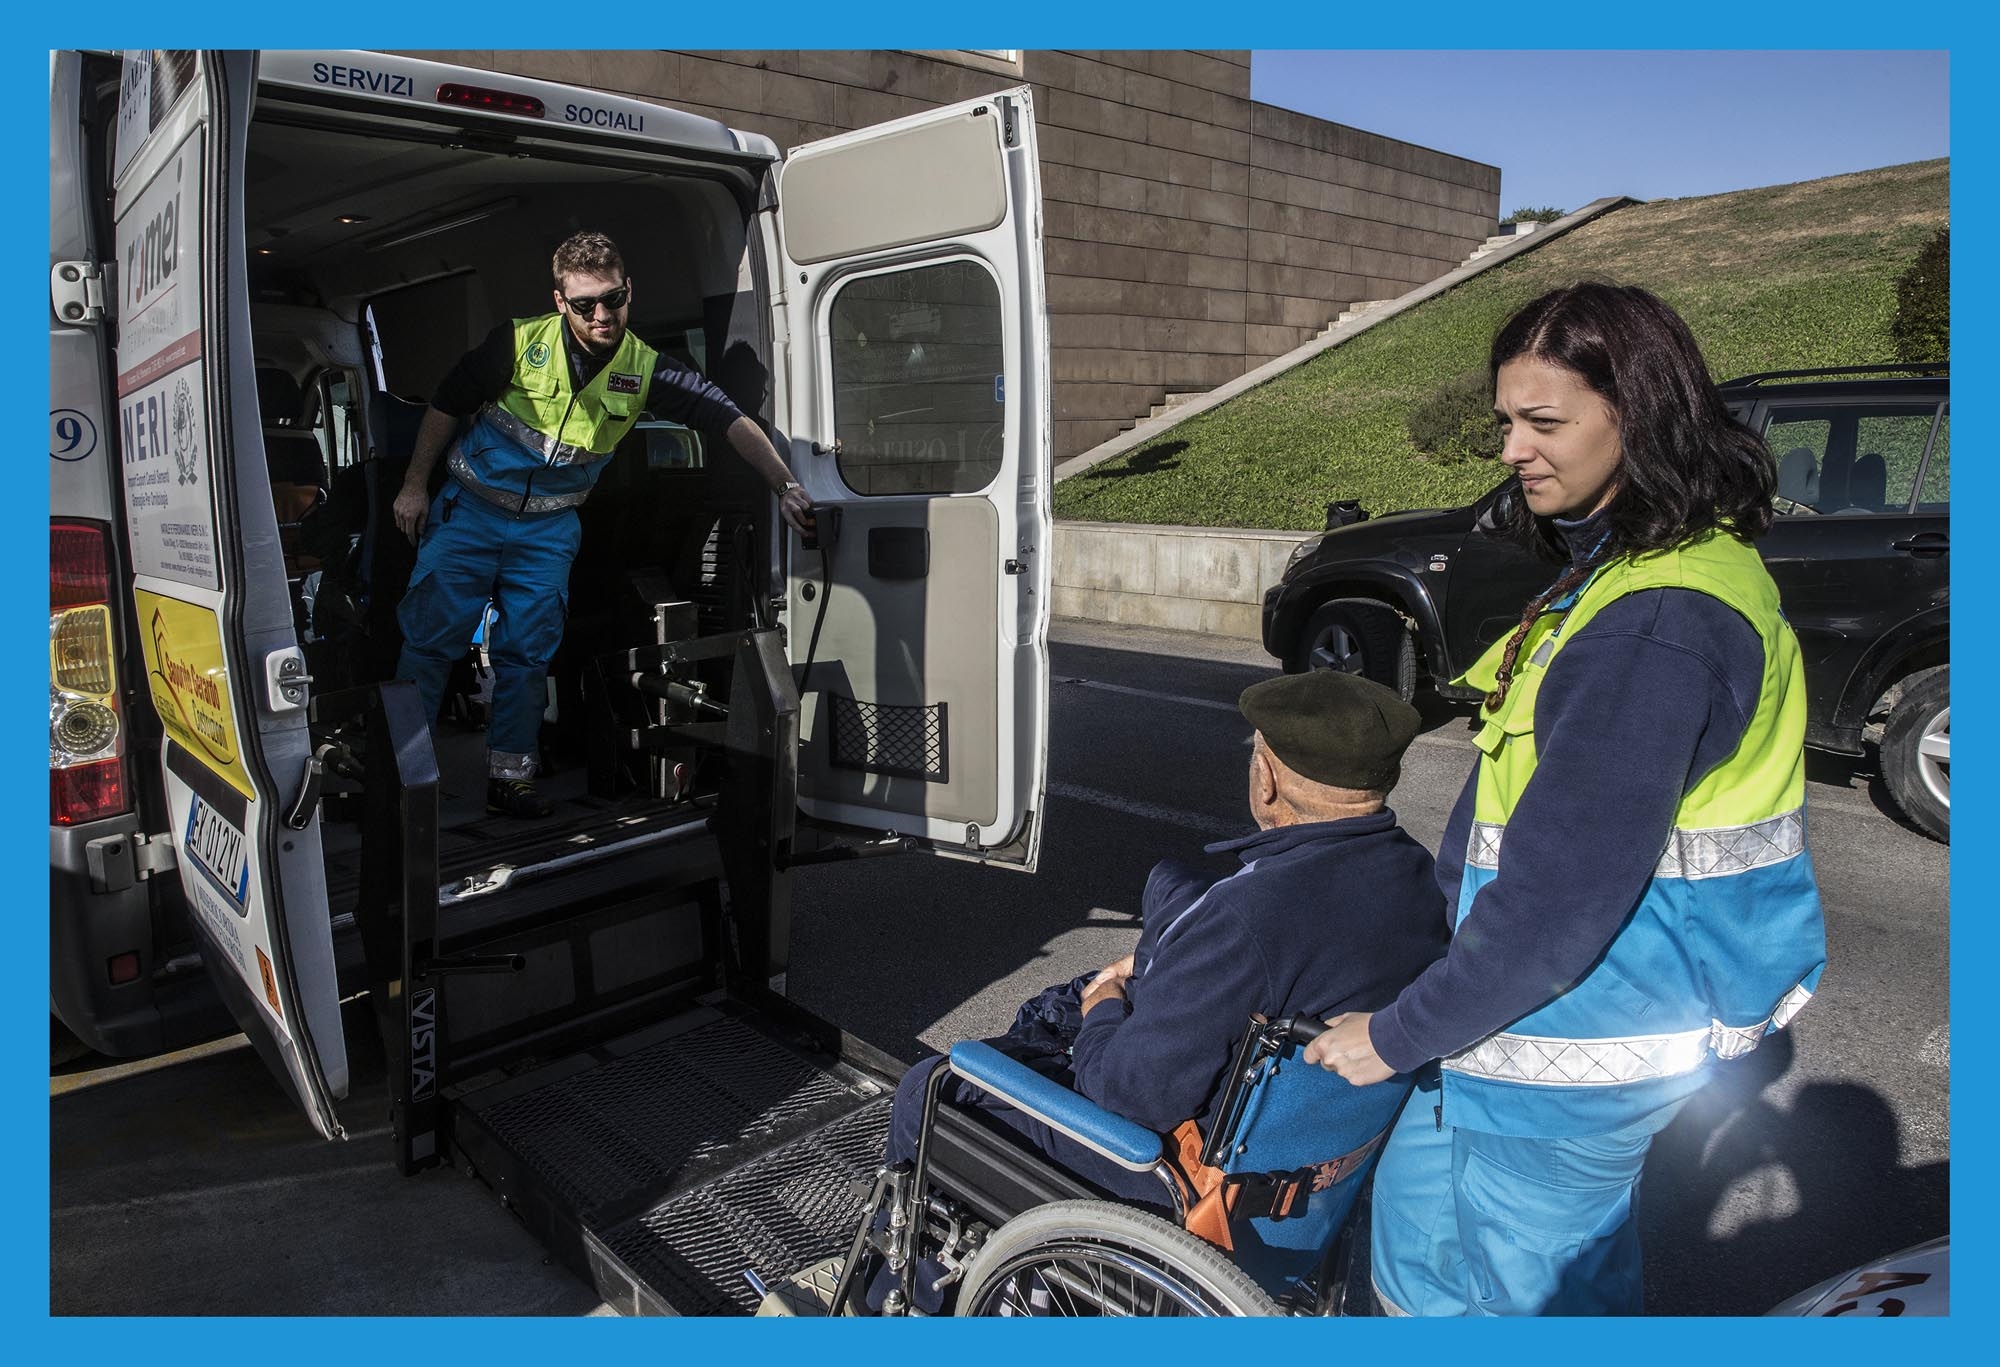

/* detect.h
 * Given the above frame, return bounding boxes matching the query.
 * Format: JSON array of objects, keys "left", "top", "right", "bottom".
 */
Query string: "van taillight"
[
  {"left": 51, "top": 521, "right": 109, "bottom": 609},
  {"left": 50, "top": 520, "right": 128, "bottom": 824},
  {"left": 53, "top": 759, "right": 127, "bottom": 827}
]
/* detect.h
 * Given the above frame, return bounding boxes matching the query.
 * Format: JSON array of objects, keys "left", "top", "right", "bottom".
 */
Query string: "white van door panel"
[
  {"left": 776, "top": 90, "right": 1051, "bottom": 871},
  {"left": 111, "top": 51, "right": 347, "bottom": 1137}
]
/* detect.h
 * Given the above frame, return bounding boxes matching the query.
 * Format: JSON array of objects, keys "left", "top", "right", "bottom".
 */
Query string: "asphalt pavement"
[{"left": 48, "top": 618, "right": 1950, "bottom": 1315}]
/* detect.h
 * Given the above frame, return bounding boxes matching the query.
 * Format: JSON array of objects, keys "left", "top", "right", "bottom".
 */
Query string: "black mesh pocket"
[{"left": 828, "top": 694, "right": 947, "bottom": 782}]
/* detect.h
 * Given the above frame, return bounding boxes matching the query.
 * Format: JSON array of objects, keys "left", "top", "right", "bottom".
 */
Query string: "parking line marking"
[
  {"left": 1054, "top": 676, "right": 1238, "bottom": 712},
  {"left": 1056, "top": 675, "right": 1483, "bottom": 754},
  {"left": 1047, "top": 781, "right": 1243, "bottom": 838}
]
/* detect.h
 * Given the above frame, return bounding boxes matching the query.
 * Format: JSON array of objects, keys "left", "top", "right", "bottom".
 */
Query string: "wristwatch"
[{"left": 776, "top": 480, "right": 805, "bottom": 498}]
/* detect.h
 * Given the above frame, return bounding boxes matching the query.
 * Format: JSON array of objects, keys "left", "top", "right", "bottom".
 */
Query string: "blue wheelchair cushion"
[{"left": 947, "top": 1041, "right": 1163, "bottom": 1171}]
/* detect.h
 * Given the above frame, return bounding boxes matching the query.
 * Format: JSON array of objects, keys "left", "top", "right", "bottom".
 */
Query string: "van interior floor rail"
[{"left": 449, "top": 1000, "right": 894, "bottom": 1315}]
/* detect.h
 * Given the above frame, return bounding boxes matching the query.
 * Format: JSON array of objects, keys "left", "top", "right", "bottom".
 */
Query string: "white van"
[{"left": 50, "top": 49, "right": 1050, "bottom": 1311}]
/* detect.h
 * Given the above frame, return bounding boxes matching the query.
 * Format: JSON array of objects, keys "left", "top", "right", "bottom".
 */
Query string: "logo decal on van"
[
  {"left": 525, "top": 341, "right": 552, "bottom": 369},
  {"left": 134, "top": 591, "right": 255, "bottom": 799},
  {"left": 170, "top": 379, "right": 199, "bottom": 485},
  {"left": 410, "top": 988, "right": 438, "bottom": 1101}
]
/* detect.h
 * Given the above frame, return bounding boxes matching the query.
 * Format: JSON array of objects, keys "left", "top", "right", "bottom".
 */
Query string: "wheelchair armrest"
[{"left": 947, "top": 1041, "right": 1162, "bottom": 1173}]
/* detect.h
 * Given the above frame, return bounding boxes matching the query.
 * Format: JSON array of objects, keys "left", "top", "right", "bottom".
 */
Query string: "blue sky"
[{"left": 1252, "top": 51, "right": 1950, "bottom": 217}]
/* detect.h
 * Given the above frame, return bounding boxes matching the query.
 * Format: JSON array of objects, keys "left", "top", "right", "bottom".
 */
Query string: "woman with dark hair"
[{"left": 1305, "top": 282, "right": 1827, "bottom": 1315}]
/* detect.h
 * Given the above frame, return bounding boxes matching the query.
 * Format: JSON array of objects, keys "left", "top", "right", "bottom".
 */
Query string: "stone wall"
[{"left": 405, "top": 50, "right": 1500, "bottom": 458}]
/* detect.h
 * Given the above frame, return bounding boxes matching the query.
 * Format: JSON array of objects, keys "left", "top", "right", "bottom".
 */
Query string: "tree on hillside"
[
  {"left": 1891, "top": 227, "right": 1949, "bottom": 364},
  {"left": 1505, "top": 206, "right": 1566, "bottom": 224}
]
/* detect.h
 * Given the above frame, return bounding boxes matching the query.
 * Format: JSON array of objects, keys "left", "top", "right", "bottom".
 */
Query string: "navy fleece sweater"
[
  {"left": 1071, "top": 811, "right": 1448, "bottom": 1135},
  {"left": 1369, "top": 516, "right": 1767, "bottom": 1073}
]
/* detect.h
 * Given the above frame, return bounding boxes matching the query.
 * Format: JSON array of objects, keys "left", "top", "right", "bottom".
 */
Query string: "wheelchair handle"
[{"left": 1272, "top": 1015, "right": 1328, "bottom": 1047}]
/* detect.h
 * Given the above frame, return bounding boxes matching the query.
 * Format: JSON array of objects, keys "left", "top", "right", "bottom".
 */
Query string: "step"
[
  {"left": 1333, "top": 298, "right": 1395, "bottom": 325},
  {"left": 1145, "top": 391, "right": 1204, "bottom": 419}
]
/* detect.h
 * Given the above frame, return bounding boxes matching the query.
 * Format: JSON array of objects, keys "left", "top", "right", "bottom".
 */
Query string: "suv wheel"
[
  {"left": 1881, "top": 665, "right": 1949, "bottom": 842},
  {"left": 1291, "top": 598, "right": 1417, "bottom": 702}
]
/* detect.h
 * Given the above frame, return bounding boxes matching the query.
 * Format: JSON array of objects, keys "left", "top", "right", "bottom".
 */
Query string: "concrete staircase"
[
  {"left": 1058, "top": 196, "right": 1638, "bottom": 482},
  {"left": 1314, "top": 298, "right": 1395, "bottom": 342}
]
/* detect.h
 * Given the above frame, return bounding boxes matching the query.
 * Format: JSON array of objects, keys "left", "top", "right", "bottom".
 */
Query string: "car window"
[
  {"left": 1855, "top": 412, "right": 1934, "bottom": 512},
  {"left": 1762, "top": 402, "right": 1940, "bottom": 515},
  {"left": 1918, "top": 408, "right": 1949, "bottom": 510},
  {"left": 1766, "top": 416, "right": 1830, "bottom": 514}
]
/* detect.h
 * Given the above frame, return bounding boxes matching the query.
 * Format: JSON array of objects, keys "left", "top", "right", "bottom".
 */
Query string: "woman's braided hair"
[
  {"left": 1483, "top": 561, "right": 1597, "bottom": 712},
  {"left": 1480, "top": 283, "right": 1776, "bottom": 713}
]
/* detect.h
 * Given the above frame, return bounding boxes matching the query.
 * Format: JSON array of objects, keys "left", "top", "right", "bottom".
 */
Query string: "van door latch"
[
  {"left": 264, "top": 648, "right": 312, "bottom": 714},
  {"left": 50, "top": 261, "right": 109, "bottom": 325},
  {"left": 84, "top": 830, "right": 178, "bottom": 894}
]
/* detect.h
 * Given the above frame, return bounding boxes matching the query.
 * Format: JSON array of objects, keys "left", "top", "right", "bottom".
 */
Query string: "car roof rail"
[{"left": 1723, "top": 363, "right": 1949, "bottom": 386}]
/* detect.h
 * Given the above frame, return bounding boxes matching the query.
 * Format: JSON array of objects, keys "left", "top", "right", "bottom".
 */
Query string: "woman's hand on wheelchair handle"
[{"left": 1304, "top": 1012, "right": 1394, "bottom": 1085}]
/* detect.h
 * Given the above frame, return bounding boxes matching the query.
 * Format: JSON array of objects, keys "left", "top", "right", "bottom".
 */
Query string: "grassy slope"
[{"left": 1053, "top": 159, "right": 1949, "bottom": 531}]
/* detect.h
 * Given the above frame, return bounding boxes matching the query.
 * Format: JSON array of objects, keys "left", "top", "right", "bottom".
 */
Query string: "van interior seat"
[
  {"left": 256, "top": 366, "right": 331, "bottom": 490},
  {"left": 256, "top": 365, "right": 330, "bottom": 577},
  {"left": 1775, "top": 447, "right": 1820, "bottom": 509}
]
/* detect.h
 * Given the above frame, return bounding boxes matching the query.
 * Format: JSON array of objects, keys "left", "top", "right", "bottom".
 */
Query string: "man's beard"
[{"left": 571, "top": 319, "right": 623, "bottom": 355}]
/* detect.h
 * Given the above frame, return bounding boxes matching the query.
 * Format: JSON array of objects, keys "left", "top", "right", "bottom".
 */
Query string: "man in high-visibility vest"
[{"left": 391, "top": 230, "right": 813, "bottom": 817}]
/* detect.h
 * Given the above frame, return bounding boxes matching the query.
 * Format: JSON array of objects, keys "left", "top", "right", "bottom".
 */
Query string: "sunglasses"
[{"left": 562, "top": 283, "right": 629, "bottom": 317}]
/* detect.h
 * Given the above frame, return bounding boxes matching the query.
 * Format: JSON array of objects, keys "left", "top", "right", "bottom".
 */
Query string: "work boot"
[{"left": 487, "top": 777, "right": 553, "bottom": 819}]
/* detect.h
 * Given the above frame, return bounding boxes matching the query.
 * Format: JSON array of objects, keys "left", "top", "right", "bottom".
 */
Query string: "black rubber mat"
[{"left": 595, "top": 1096, "right": 893, "bottom": 1316}]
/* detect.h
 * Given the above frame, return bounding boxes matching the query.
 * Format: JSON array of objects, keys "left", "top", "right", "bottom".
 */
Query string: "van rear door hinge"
[
  {"left": 85, "top": 830, "right": 179, "bottom": 894},
  {"left": 51, "top": 261, "right": 109, "bottom": 325}
]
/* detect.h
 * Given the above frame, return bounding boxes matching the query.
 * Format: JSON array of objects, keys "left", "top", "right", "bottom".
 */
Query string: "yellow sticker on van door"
[{"left": 134, "top": 590, "right": 255, "bottom": 799}]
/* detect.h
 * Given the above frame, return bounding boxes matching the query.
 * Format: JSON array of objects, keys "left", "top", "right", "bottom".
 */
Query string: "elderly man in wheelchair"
[{"left": 760, "top": 670, "right": 1450, "bottom": 1316}]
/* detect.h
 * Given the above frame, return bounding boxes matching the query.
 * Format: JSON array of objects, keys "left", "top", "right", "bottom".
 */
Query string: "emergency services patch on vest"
[
  {"left": 607, "top": 371, "right": 642, "bottom": 395},
  {"left": 525, "top": 341, "right": 552, "bottom": 369}
]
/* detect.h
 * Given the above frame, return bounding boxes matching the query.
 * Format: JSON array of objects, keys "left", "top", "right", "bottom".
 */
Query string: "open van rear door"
[
  {"left": 776, "top": 90, "right": 1051, "bottom": 871},
  {"left": 109, "top": 51, "right": 347, "bottom": 1135}
]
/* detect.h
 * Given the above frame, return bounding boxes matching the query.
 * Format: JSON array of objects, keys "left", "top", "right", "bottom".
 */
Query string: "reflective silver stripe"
[
  {"left": 1445, "top": 1029, "right": 1713, "bottom": 1085},
  {"left": 1467, "top": 809, "right": 1805, "bottom": 880},
  {"left": 481, "top": 403, "right": 614, "bottom": 467},
  {"left": 447, "top": 448, "right": 592, "bottom": 513},
  {"left": 1655, "top": 808, "right": 1806, "bottom": 880},
  {"left": 1447, "top": 981, "right": 1817, "bottom": 1084},
  {"left": 1708, "top": 1019, "right": 1766, "bottom": 1060},
  {"left": 1467, "top": 821, "right": 1504, "bottom": 870},
  {"left": 1770, "top": 980, "right": 1814, "bottom": 1029}
]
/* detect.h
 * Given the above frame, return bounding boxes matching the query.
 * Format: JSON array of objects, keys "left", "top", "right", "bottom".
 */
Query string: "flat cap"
[{"left": 1239, "top": 670, "right": 1422, "bottom": 792}]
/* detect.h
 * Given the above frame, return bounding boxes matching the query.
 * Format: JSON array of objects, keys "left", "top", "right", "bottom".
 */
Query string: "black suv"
[{"left": 1261, "top": 367, "right": 1950, "bottom": 840}]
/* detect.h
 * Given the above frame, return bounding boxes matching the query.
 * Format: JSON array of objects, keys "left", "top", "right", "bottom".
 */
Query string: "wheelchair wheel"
[{"left": 955, "top": 1200, "right": 1279, "bottom": 1317}]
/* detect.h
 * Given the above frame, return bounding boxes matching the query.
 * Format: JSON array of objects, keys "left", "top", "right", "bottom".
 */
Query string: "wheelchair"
[{"left": 765, "top": 1015, "right": 1413, "bottom": 1317}]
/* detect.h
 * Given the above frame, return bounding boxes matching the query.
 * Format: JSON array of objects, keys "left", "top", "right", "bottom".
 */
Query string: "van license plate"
[{"left": 184, "top": 794, "right": 251, "bottom": 906}]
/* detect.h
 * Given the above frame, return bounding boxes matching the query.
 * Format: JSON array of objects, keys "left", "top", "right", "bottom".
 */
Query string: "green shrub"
[
  {"left": 1506, "top": 205, "right": 1567, "bottom": 224},
  {"left": 1890, "top": 226, "right": 1949, "bottom": 364},
  {"left": 1406, "top": 367, "right": 1502, "bottom": 464}
]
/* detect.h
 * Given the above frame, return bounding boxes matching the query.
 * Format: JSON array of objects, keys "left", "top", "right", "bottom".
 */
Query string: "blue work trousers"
[
  {"left": 394, "top": 482, "right": 580, "bottom": 776},
  {"left": 1369, "top": 1079, "right": 1681, "bottom": 1316}
]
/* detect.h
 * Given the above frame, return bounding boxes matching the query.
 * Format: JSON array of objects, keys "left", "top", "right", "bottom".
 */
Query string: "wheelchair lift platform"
[{"left": 449, "top": 1002, "right": 895, "bottom": 1315}]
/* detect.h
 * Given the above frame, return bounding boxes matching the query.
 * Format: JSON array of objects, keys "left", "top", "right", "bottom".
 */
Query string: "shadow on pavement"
[{"left": 1641, "top": 1030, "right": 1949, "bottom": 1314}]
